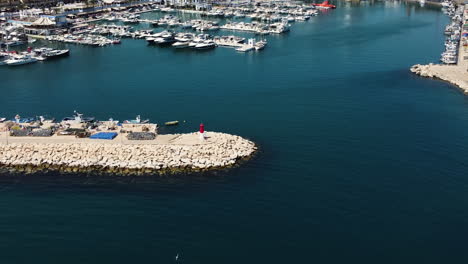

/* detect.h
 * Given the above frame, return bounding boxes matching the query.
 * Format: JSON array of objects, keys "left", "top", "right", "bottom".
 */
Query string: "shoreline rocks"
[
  {"left": 0, "top": 132, "right": 257, "bottom": 175},
  {"left": 410, "top": 63, "right": 468, "bottom": 93}
]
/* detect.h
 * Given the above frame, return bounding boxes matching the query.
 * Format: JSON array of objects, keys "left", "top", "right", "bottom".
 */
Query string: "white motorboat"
[
  {"left": 172, "top": 41, "right": 190, "bottom": 49},
  {"left": 62, "top": 111, "right": 95, "bottom": 124},
  {"left": 195, "top": 40, "right": 216, "bottom": 50},
  {"left": 34, "top": 47, "right": 70, "bottom": 59},
  {"left": 175, "top": 33, "right": 194, "bottom": 42},
  {"left": 157, "top": 21, "right": 168, "bottom": 27},
  {"left": 5, "top": 55, "right": 37, "bottom": 66},
  {"left": 188, "top": 41, "right": 199, "bottom": 48},
  {"left": 180, "top": 22, "right": 193, "bottom": 29},
  {"left": 155, "top": 36, "right": 176, "bottom": 44},
  {"left": 161, "top": 7, "right": 176, "bottom": 13},
  {"left": 105, "top": 16, "right": 118, "bottom": 22},
  {"left": 123, "top": 115, "right": 149, "bottom": 124},
  {"left": 33, "top": 55, "right": 47, "bottom": 61},
  {"left": 122, "top": 18, "right": 139, "bottom": 24},
  {"left": 146, "top": 37, "right": 156, "bottom": 43},
  {"left": 189, "top": 34, "right": 210, "bottom": 47},
  {"left": 168, "top": 21, "right": 180, "bottom": 27}
]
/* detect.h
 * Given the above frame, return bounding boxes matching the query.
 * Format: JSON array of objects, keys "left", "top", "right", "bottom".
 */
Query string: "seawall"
[
  {"left": 0, "top": 132, "right": 257, "bottom": 175},
  {"left": 410, "top": 63, "right": 468, "bottom": 92},
  {"left": 410, "top": 4, "right": 467, "bottom": 92}
]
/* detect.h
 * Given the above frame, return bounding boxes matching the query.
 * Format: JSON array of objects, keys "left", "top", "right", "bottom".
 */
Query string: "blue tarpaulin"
[{"left": 89, "top": 132, "right": 118, "bottom": 140}]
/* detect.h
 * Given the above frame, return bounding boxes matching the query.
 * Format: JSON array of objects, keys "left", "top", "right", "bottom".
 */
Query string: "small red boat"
[{"left": 313, "top": 0, "right": 336, "bottom": 9}]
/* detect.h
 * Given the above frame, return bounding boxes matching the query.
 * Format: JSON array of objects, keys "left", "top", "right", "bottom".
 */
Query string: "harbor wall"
[
  {"left": 0, "top": 132, "right": 257, "bottom": 175},
  {"left": 411, "top": 4, "right": 468, "bottom": 92},
  {"left": 411, "top": 63, "right": 468, "bottom": 92}
]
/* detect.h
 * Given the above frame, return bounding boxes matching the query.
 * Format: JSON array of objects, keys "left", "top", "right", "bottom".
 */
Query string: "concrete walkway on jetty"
[{"left": 0, "top": 131, "right": 221, "bottom": 146}]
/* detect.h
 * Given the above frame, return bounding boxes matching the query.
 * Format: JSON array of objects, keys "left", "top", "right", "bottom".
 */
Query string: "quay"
[
  {"left": 411, "top": 3, "right": 468, "bottom": 92},
  {"left": 0, "top": 114, "right": 256, "bottom": 174}
]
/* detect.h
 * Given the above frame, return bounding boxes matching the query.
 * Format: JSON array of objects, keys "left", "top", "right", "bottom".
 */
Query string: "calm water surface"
[{"left": 1, "top": 1, "right": 468, "bottom": 263}]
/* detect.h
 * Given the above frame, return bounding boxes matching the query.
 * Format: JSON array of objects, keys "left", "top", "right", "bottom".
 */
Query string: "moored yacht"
[
  {"left": 180, "top": 22, "right": 193, "bottom": 29},
  {"left": 189, "top": 34, "right": 211, "bottom": 48},
  {"left": 34, "top": 47, "right": 70, "bottom": 59},
  {"left": 5, "top": 55, "right": 37, "bottom": 66},
  {"left": 195, "top": 40, "right": 216, "bottom": 50},
  {"left": 154, "top": 31, "right": 176, "bottom": 45},
  {"left": 172, "top": 41, "right": 190, "bottom": 48},
  {"left": 123, "top": 115, "right": 149, "bottom": 124},
  {"left": 62, "top": 111, "right": 95, "bottom": 124},
  {"left": 175, "top": 33, "right": 194, "bottom": 42}
]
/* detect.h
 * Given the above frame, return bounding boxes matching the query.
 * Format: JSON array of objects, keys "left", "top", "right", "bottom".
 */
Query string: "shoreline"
[
  {"left": 410, "top": 62, "right": 468, "bottom": 92},
  {"left": 410, "top": 4, "right": 468, "bottom": 91},
  {"left": 0, "top": 131, "right": 257, "bottom": 175}
]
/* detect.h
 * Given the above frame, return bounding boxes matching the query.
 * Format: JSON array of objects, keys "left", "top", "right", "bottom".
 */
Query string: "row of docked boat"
[
  {"left": 87, "top": 24, "right": 157, "bottom": 40},
  {"left": 213, "top": 35, "right": 266, "bottom": 51},
  {"left": 202, "top": 3, "right": 319, "bottom": 19},
  {"left": 0, "top": 47, "right": 69, "bottom": 66},
  {"left": 0, "top": 111, "right": 178, "bottom": 128},
  {"left": 440, "top": 3, "right": 464, "bottom": 64},
  {"left": 89, "top": 24, "right": 134, "bottom": 38},
  {"left": 46, "top": 34, "right": 119, "bottom": 46},
  {"left": 144, "top": 31, "right": 267, "bottom": 52},
  {"left": 220, "top": 21, "right": 290, "bottom": 35},
  {"left": 148, "top": 14, "right": 182, "bottom": 28},
  {"left": 146, "top": 32, "right": 216, "bottom": 49}
]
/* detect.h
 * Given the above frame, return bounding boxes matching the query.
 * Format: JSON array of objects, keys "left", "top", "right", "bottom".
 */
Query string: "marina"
[
  {"left": 0, "top": 46, "right": 69, "bottom": 65},
  {"left": 1, "top": 0, "right": 330, "bottom": 66},
  {"left": 411, "top": 2, "right": 468, "bottom": 91},
  {"left": 4, "top": 1, "right": 468, "bottom": 263}
]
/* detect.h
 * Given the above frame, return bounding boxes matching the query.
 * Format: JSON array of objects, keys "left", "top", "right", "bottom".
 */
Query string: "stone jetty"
[
  {"left": 410, "top": 4, "right": 468, "bottom": 93},
  {"left": 410, "top": 63, "right": 468, "bottom": 92},
  {"left": 0, "top": 132, "right": 257, "bottom": 174}
]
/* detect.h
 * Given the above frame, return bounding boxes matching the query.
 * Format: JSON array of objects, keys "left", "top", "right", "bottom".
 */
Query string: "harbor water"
[{"left": 1, "top": 1, "right": 468, "bottom": 263}]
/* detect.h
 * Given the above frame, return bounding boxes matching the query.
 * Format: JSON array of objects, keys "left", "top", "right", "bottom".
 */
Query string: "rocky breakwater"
[
  {"left": 410, "top": 64, "right": 468, "bottom": 93},
  {"left": 0, "top": 132, "right": 257, "bottom": 174}
]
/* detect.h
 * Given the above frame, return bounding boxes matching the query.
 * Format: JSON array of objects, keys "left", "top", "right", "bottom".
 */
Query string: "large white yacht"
[
  {"left": 5, "top": 55, "right": 38, "bottom": 66},
  {"left": 195, "top": 40, "right": 216, "bottom": 50},
  {"left": 172, "top": 41, "right": 190, "bottom": 49}
]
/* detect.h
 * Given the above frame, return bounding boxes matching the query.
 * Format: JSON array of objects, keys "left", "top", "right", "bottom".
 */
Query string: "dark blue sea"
[{"left": 1, "top": 1, "right": 468, "bottom": 263}]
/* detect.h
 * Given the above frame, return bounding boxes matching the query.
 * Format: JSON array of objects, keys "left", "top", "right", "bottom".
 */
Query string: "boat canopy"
[
  {"left": 89, "top": 132, "right": 118, "bottom": 140},
  {"left": 32, "top": 17, "right": 55, "bottom": 26}
]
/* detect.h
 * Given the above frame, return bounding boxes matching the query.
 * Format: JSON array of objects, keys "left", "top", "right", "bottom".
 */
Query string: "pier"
[
  {"left": 411, "top": 3, "right": 468, "bottom": 92},
  {"left": 0, "top": 132, "right": 256, "bottom": 174},
  {"left": 0, "top": 112, "right": 256, "bottom": 174}
]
